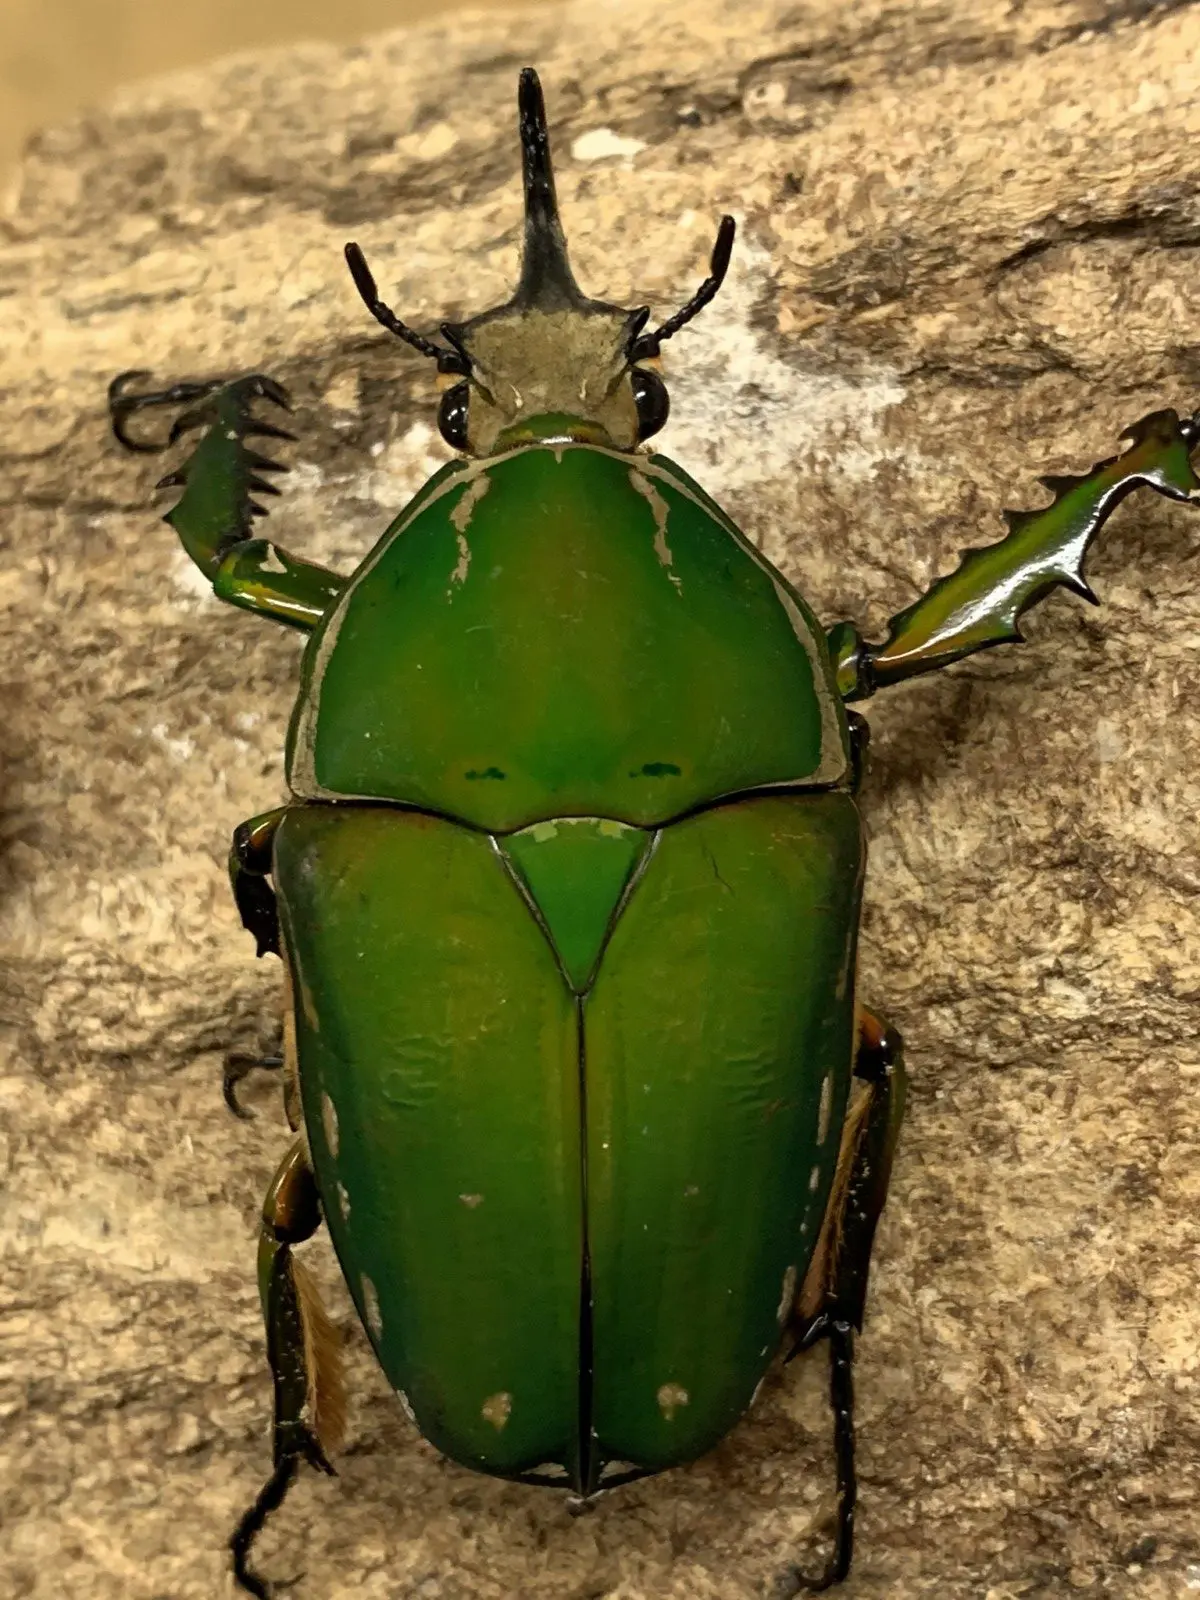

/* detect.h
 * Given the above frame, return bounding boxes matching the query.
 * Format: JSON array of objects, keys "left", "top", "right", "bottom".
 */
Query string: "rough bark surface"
[{"left": 3, "top": 1, "right": 1200, "bottom": 1596}]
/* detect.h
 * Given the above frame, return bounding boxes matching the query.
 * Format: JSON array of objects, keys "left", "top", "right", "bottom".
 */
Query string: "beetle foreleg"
[
  {"left": 231, "top": 1138, "right": 345, "bottom": 1598},
  {"left": 784, "top": 1011, "right": 907, "bottom": 1593},
  {"left": 109, "top": 370, "right": 347, "bottom": 632},
  {"left": 828, "top": 407, "right": 1200, "bottom": 700}
]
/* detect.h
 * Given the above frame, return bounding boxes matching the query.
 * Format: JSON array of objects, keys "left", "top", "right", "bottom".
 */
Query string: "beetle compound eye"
[
  {"left": 631, "top": 367, "right": 670, "bottom": 442},
  {"left": 438, "top": 383, "right": 470, "bottom": 451}
]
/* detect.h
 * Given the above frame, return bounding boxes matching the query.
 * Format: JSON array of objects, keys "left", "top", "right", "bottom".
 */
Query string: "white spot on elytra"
[
  {"left": 481, "top": 1391, "right": 512, "bottom": 1429},
  {"left": 261, "top": 544, "right": 287, "bottom": 575},
  {"left": 809, "top": 1164, "right": 822, "bottom": 1192},
  {"left": 571, "top": 128, "right": 646, "bottom": 162},
  {"left": 321, "top": 1093, "right": 339, "bottom": 1158},
  {"left": 657, "top": 1382, "right": 689, "bottom": 1420},
  {"left": 361, "top": 1274, "right": 383, "bottom": 1339},
  {"left": 337, "top": 1182, "right": 351, "bottom": 1221},
  {"left": 777, "top": 1264, "right": 797, "bottom": 1323},
  {"left": 817, "top": 1074, "right": 833, "bottom": 1144},
  {"left": 459, "top": 1193, "right": 484, "bottom": 1208}
]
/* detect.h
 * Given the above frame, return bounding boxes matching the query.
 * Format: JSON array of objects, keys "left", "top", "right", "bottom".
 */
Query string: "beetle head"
[{"left": 344, "top": 69, "right": 735, "bottom": 456}]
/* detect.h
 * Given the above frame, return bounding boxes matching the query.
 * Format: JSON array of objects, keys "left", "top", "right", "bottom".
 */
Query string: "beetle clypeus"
[{"left": 110, "top": 67, "right": 1200, "bottom": 1598}]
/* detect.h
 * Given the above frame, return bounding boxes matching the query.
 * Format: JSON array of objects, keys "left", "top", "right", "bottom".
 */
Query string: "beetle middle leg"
[
  {"left": 231, "top": 1137, "right": 346, "bottom": 1599},
  {"left": 784, "top": 1008, "right": 907, "bottom": 1594},
  {"left": 222, "top": 807, "right": 305, "bottom": 1123}
]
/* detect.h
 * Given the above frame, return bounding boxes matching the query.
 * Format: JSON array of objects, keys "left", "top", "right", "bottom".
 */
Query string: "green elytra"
[{"left": 108, "top": 66, "right": 1200, "bottom": 1600}]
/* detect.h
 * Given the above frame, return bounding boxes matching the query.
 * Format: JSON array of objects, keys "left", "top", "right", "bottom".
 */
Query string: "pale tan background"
[{"left": 0, "top": 0, "right": 534, "bottom": 179}]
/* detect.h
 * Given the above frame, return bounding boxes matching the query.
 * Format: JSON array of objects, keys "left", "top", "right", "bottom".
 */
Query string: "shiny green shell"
[
  {"left": 276, "top": 793, "right": 862, "bottom": 1486},
  {"left": 277, "top": 439, "right": 861, "bottom": 1489},
  {"left": 285, "top": 442, "right": 849, "bottom": 830}
]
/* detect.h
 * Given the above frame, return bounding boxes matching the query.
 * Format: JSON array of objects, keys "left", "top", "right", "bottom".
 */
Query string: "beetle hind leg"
[
  {"left": 231, "top": 1138, "right": 345, "bottom": 1598},
  {"left": 223, "top": 1052, "right": 283, "bottom": 1120},
  {"left": 784, "top": 1009, "right": 907, "bottom": 1594}
]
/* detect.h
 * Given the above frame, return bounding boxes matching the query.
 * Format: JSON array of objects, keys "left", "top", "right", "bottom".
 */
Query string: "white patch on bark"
[
  {"left": 260, "top": 544, "right": 287, "bottom": 575},
  {"left": 168, "top": 548, "right": 219, "bottom": 610},
  {"left": 1094, "top": 718, "right": 1125, "bottom": 763},
  {"left": 148, "top": 723, "right": 195, "bottom": 763},
  {"left": 571, "top": 128, "right": 647, "bottom": 162},
  {"left": 665, "top": 233, "right": 908, "bottom": 495}
]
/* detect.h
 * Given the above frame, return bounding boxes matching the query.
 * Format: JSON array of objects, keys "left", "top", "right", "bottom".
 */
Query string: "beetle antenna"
[
  {"left": 344, "top": 243, "right": 470, "bottom": 373},
  {"left": 632, "top": 215, "right": 736, "bottom": 360}
]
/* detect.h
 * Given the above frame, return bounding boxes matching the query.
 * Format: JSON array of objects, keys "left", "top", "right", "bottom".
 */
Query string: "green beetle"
[{"left": 110, "top": 68, "right": 1200, "bottom": 1598}]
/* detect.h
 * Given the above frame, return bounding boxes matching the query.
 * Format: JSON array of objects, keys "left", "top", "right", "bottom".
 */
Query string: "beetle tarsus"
[
  {"left": 108, "top": 369, "right": 228, "bottom": 453},
  {"left": 223, "top": 1052, "right": 284, "bottom": 1119},
  {"left": 229, "top": 1453, "right": 306, "bottom": 1600},
  {"left": 784, "top": 1319, "right": 856, "bottom": 1594},
  {"left": 107, "top": 370, "right": 293, "bottom": 454}
]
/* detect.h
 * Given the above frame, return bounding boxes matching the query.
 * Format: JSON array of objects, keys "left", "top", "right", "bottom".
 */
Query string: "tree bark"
[{"left": 2, "top": 1, "right": 1200, "bottom": 1595}]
